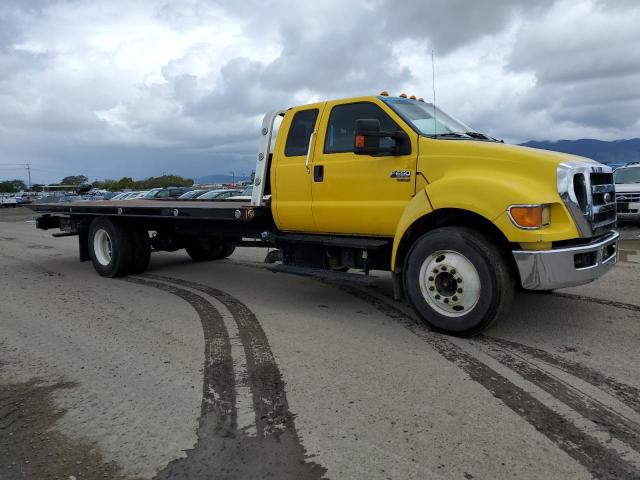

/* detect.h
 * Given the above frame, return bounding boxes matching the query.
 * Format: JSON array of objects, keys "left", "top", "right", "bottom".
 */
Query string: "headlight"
[{"left": 508, "top": 204, "right": 551, "bottom": 229}]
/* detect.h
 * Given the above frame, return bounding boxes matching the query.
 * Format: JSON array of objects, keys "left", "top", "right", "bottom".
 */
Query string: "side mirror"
[
  {"left": 354, "top": 118, "right": 411, "bottom": 156},
  {"left": 354, "top": 118, "right": 382, "bottom": 154}
]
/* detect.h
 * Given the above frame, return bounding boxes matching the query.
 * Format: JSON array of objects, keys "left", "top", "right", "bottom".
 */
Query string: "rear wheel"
[
  {"left": 88, "top": 217, "right": 133, "bottom": 277},
  {"left": 404, "top": 227, "right": 514, "bottom": 337}
]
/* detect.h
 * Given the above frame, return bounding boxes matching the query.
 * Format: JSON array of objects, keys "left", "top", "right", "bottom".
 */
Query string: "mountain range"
[{"left": 519, "top": 138, "right": 640, "bottom": 165}]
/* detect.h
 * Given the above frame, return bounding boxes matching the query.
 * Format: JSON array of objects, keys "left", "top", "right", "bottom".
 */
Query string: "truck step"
[{"left": 267, "top": 264, "right": 380, "bottom": 285}]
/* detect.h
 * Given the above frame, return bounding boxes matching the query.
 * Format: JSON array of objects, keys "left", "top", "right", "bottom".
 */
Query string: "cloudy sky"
[{"left": 0, "top": 0, "right": 638, "bottom": 184}]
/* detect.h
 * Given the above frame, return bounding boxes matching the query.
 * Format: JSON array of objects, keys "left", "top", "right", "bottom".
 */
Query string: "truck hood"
[
  {"left": 615, "top": 183, "right": 640, "bottom": 193},
  {"left": 418, "top": 137, "right": 602, "bottom": 183}
]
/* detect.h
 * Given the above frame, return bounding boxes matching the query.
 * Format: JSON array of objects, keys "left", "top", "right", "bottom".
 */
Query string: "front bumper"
[
  {"left": 617, "top": 202, "right": 640, "bottom": 221},
  {"left": 513, "top": 230, "right": 619, "bottom": 290}
]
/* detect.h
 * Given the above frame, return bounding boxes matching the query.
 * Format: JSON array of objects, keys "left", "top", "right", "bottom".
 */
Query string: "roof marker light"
[
  {"left": 418, "top": 97, "right": 425, "bottom": 102},
  {"left": 409, "top": 95, "right": 417, "bottom": 100},
  {"left": 399, "top": 93, "right": 408, "bottom": 98},
  {"left": 379, "top": 90, "right": 389, "bottom": 96}
]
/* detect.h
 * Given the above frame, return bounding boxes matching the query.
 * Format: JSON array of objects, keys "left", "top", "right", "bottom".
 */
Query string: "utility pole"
[{"left": 26, "top": 163, "right": 32, "bottom": 190}]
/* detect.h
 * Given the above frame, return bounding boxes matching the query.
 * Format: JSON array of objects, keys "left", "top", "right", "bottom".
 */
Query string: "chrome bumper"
[{"left": 513, "top": 231, "right": 619, "bottom": 290}]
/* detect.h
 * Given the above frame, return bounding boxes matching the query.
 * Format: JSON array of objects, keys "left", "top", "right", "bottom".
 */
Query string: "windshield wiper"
[
  {"left": 431, "top": 132, "right": 470, "bottom": 139},
  {"left": 465, "top": 131, "right": 499, "bottom": 141}
]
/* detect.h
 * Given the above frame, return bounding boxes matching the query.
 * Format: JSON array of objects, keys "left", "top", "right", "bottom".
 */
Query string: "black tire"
[
  {"left": 404, "top": 227, "right": 514, "bottom": 337},
  {"left": 264, "top": 249, "right": 282, "bottom": 264},
  {"left": 218, "top": 244, "right": 235, "bottom": 259},
  {"left": 88, "top": 217, "right": 133, "bottom": 277},
  {"left": 128, "top": 227, "right": 151, "bottom": 274}
]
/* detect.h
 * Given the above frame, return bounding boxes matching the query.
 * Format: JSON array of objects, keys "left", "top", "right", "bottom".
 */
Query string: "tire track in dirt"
[
  {"left": 483, "top": 335, "right": 640, "bottom": 416},
  {"left": 330, "top": 282, "right": 640, "bottom": 480},
  {"left": 123, "top": 277, "right": 237, "bottom": 432},
  {"left": 128, "top": 275, "right": 327, "bottom": 480},
  {"left": 475, "top": 337, "right": 640, "bottom": 454},
  {"left": 552, "top": 292, "right": 640, "bottom": 314}
]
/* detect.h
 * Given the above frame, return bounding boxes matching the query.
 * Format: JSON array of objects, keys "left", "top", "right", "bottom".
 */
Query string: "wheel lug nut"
[
  {"left": 428, "top": 276, "right": 434, "bottom": 281},
  {"left": 429, "top": 286, "right": 435, "bottom": 291},
  {"left": 450, "top": 268, "right": 456, "bottom": 275},
  {"left": 433, "top": 269, "right": 438, "bottom": 274},
  {"left": 444, "top": 298, "right": 449, "bottom": 303},
  {"left": 435, "top": 294, "right": 441, "bottom": 300},
  {"left": 456, "top": 277, "right": 462, "bottom": 283},
  {"left": 457, "top": 288, "right": 463, "bottom": 293},
  {"left": 441, "top": 266, "right": 447, "bottom": 271},
  {"left": 452, "top": 296, "right": 458, "bottom": 301}
]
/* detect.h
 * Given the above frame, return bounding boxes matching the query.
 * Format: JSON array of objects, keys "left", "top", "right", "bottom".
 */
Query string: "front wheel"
[{"left": 404, "top": 227, "right": 514, "bottom": 337}]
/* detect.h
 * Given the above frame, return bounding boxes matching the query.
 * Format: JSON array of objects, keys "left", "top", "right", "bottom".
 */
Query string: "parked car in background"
[
  {"left": 118, "top": 191, "right": 141, "bottom": 200},
  {"left": 82, "top": 189, "right": 116, "bottom": 201},
  {"left": 110, "top": 192, "right": 130, "bottom": 200},
  {"left": 227, "top": 186, "right": 254, "bottom": 200},
  {"left": 143, "top": 187, "right": 191, "bottom": 199},
  {"left": 14, "top": 193, "right": 37, "bottom": 205},
  {"left": 615, "top": 162, "right": 640, "bottom": 222},
  {"left": 196, "top": 189, "right": 243, "bottom": 200},
  {"left": 123, "top": 191, "right": 150, "bottom": 200},
  {"left": 0, "top": 195, "right": 18, "bottom": 208},
  {"left": 177, "top": 189, "right": 209, "bottom": 200}
]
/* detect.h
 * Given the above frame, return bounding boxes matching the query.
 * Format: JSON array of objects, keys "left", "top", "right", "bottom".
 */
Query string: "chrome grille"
[
  {"left": 557, "top": 163, "right": 617, "bottom": 238},
  {"left": 616, "top": 192, "right": 640, "bottom": 202},
  {"left": 589, "top": 172, "right": 616, "bottom": 234}
]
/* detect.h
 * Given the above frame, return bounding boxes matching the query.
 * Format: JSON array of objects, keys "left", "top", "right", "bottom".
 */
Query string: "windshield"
[
  {"left": 614, "top": 167, "right": 640, "bottom": 184},
  {"left": 384, "top": 98, "right": 477, "bottom": 137}
]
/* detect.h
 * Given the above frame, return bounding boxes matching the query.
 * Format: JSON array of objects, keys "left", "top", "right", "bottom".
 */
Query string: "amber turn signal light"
[{"left": 508, "top": 205, "right": 550, "bottom": 229}]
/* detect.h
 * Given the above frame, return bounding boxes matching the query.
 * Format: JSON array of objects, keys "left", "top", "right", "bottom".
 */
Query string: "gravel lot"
[{"left": 1, "top": 207, "right": 639, "bottom": 480}]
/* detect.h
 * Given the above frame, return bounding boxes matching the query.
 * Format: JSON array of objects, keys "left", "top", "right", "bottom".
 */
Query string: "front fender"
[{"left": 391, "top": 189, "right": 434, "bottom": 270}]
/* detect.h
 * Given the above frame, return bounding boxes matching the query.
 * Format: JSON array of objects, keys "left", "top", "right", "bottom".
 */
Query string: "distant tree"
[
  {"left": 0, "top": 179, "right": 27, "bottom": 192},
  {"left": 114, "top": 176, "right": 135, "bottom": 190},
  {"left": 69, "top": 174, "right": 193, "bottom": 192},
  {"left": 60, "top": 175, "right": 88, "bottom": 185},
  {"left": 139, "top": 175, "right": 193, "bottom": 189}
]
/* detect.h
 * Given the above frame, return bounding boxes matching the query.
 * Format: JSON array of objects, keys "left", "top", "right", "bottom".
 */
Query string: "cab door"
[
  {"left": 310, "top": 99, "right": 417, "bottom": 236},
  {"left": 271, "top": 103, "right": 325, "bottom": 232}
]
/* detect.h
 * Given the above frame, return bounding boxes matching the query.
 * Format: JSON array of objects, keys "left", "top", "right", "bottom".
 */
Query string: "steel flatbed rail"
[{"left": 26, "top": 199, "right": 269, "bottom": 222}]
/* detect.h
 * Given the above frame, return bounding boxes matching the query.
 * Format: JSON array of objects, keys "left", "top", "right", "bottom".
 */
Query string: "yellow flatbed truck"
[{"left": 29, "top": 93, "right": 619, "bottom": 336}]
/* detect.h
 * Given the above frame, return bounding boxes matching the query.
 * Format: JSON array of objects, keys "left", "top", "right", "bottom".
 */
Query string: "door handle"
[{"left": 314, "top": 165, "right": 324, "bottom": 182}]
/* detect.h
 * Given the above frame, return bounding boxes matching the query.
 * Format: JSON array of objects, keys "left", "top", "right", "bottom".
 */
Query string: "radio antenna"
[{"left": 431, "top": 49, "right": 437, "bottom": 136}]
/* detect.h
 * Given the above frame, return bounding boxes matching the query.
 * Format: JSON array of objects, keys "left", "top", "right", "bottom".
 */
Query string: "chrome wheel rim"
[
  {"left": 418, "top": 250, "right": 481, "bottom": 317},
  {"left": 93, "top": 229, "right": 113, "bottom": 266}
]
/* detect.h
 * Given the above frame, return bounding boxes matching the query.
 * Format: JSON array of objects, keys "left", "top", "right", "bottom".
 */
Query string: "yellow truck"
[{"left": 29, "top": 93, "right": 619, "bottom": 336}]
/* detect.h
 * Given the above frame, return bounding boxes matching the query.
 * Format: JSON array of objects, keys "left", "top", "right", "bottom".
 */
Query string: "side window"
[
  {"left": 324, "top": 102, "right": 400, "bottom": 154},
  {"left": 157, "top": 190, "right": 170, "bottom": 198},
  {"left": 284, "top": 109, "right": 319, "bottom": 157}
]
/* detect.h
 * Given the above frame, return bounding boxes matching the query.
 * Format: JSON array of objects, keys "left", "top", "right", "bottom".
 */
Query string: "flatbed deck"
[{"left": 27, "top": 199, "right": 269, "bottom": 221}]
